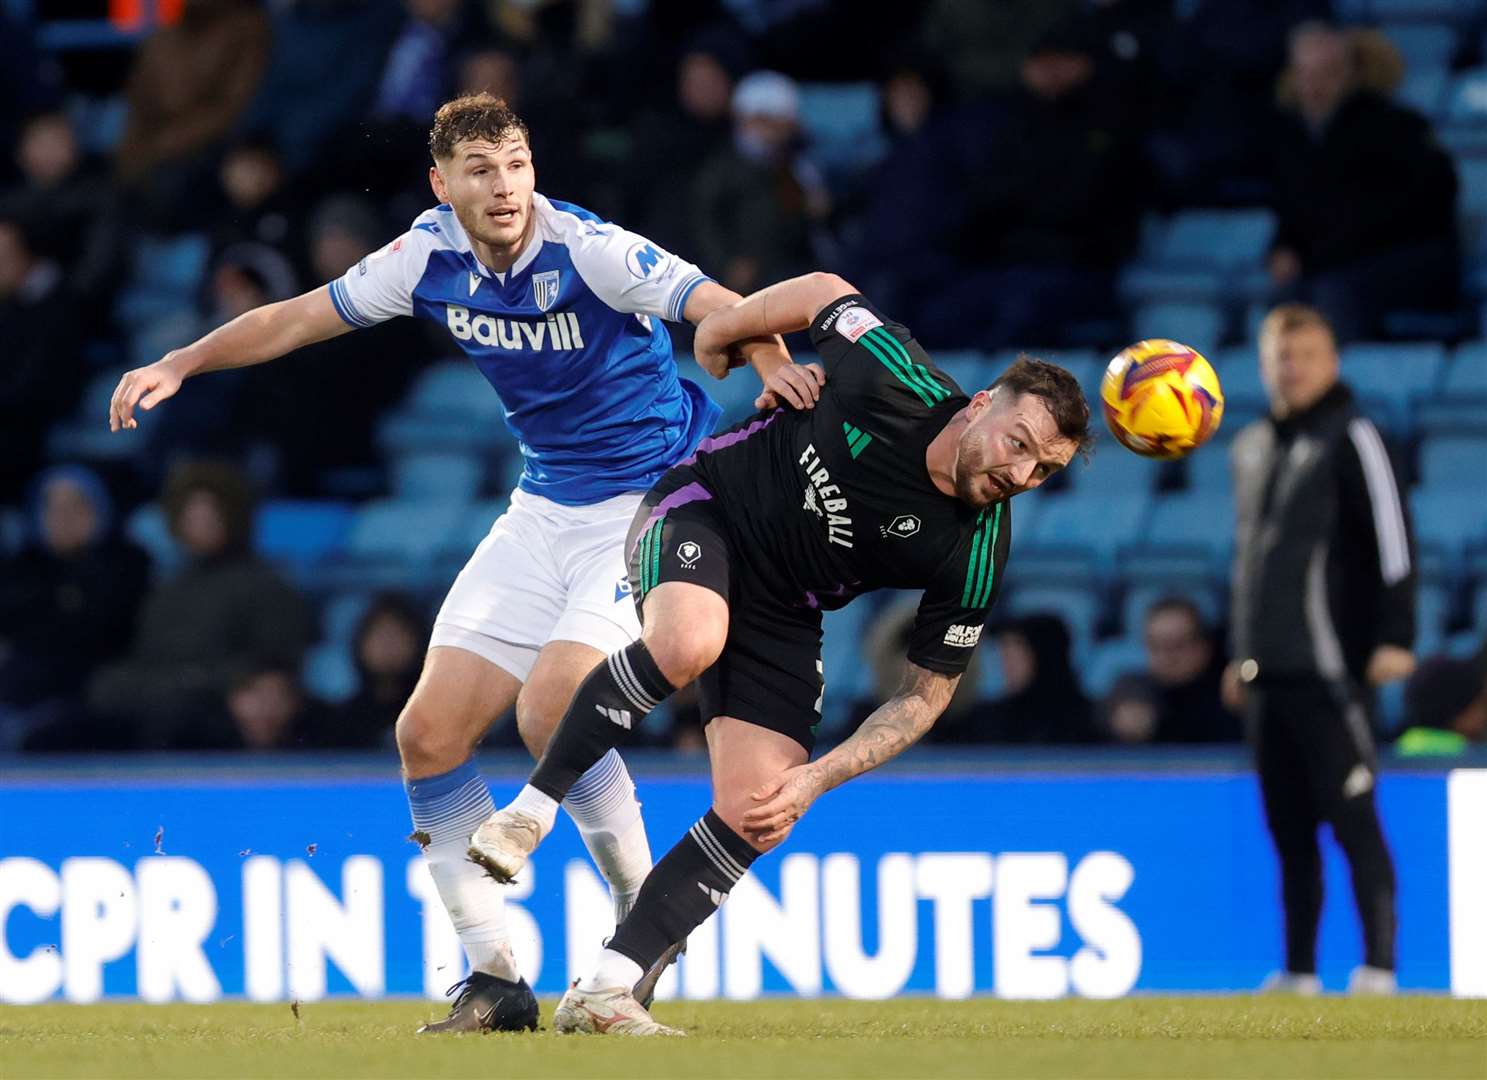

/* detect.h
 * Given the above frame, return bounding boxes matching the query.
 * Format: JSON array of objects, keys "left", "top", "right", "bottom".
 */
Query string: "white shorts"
[{"left": 429, "top": 488, "right": 643, "bottom": 682}]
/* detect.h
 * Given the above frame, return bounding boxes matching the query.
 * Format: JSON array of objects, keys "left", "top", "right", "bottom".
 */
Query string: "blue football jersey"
[{"left": 329, "top": 193, "right": 722, "bottom": 505}]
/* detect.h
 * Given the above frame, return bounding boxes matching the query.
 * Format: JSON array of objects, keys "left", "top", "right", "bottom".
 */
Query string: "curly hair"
[{"left": 428, "top": 93, "right": 530, "bottom": 161}]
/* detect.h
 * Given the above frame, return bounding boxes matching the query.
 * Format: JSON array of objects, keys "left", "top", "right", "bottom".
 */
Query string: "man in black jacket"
[
  {"left": 1266, "top": 22, "right": 1458, "bottom": 341},
  {"left": 1226, "top": 303, "right": 1415, "bottom": 995}
]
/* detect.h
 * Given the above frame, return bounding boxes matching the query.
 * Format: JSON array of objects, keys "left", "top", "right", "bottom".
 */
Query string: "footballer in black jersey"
[{"left": 474, "top": 273, "right": 1091, "bottom": 1035}]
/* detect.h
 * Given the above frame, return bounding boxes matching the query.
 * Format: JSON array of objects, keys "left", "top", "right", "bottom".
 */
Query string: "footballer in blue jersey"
[{"left": 108, "top": 93, "right": 825, "bottom": 1033}]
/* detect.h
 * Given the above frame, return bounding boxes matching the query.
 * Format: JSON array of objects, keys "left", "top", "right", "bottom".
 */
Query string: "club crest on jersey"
[
  {"left": 532, "top": 270, "right": 561, "bottom": 311},
  {"left": 677, "top": 541, "right": 702, "bottom": 567}
]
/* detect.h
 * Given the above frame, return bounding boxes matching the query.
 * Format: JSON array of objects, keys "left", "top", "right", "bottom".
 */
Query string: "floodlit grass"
[{"left": 3, "top": 996, "right": 1484, "bottom": 1079}]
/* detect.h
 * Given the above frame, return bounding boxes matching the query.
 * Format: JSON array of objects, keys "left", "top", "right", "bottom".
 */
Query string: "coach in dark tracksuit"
[{"left": 1226, "top": 303, "right": 1415, "bottom": 995}]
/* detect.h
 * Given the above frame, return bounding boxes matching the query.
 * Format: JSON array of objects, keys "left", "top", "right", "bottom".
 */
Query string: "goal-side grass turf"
[{"left": 4, "top": 996, "right": 1484, "bottom": 1079}]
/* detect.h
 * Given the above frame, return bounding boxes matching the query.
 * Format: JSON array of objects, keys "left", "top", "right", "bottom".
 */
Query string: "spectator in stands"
[
  {"left": 691, "top": 70, "right": 829, "bottom": 295},
  {"left": 1, "top": 110, "right": 122, "bottom": 307},
  {"left": 223, "top": 666, "right": 328, "bottom": 750},
  {"left": 0, "top": 216, "right": 86, "bottom": 501},
  {"left": 1103, "top": 597, "right": 1238, "bottom": 744},
  {"left": 918, "top": 0, "right": 1077, "bottom": 100},
  {"left": 87, "top": 461, "right": 309, "bottom": 747},
  {"left": 1227, "top": 302, "right": 1415, "bottom": 995},
  {"left": 848, "top": 597, "right": 986, "bottom": 738},
  {"left": 627, "top": 26, "right": 746, "bottom": 254},
  {"left": 916, "top": 22, "right": 1141, "bottom": 348},
  {"left": 1396, "top": 640, "right": 1487, "bottom": 754},
  {"left": 1266, "top": 22, "right": 1459, "bottom": 342},
  {"left": 324, "top": 593, "right": 429, "bottom": 747},
  {"left": 0, "top": 467, "right": 150, "bottom": 749},
  {"left": 932, "top": 613, "right": 1099, "bottom": 744},
  {"left": 209, "top": 139, "right": 303, "bottom": 271},
  {"left": 115, "top": 0, "right": 272, "bottom": 231}
]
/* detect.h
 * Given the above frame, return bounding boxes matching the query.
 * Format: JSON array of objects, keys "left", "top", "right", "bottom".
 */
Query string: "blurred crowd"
[{"left": 2, "top": 0, "right": 1484, "bottom": 753}]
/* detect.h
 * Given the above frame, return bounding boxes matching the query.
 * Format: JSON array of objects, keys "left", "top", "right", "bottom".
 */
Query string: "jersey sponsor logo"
[
  {"left": 595, "top": 704, "right": 633, "bottom": 730},
  {"left": 625, "top": 242, "right": 666, "bottom": 279},
  {"left": 886, "top": 514, "right": 920, "bottom": 538},
  {"left": 798, "top": 444, "right": 853, "bottom": 548},
  {"left": 445, "top": 305, "right": 586, "bottom": 350},
  {"left": 834, "top": 305, "right": 883, "bottom": 343},
  {"left": 944, "top": 623, "right": 983, "bottom": 648},
  {"left": 533, "top": 269, "right": 561, "bottom": 311},
  {"left": 677, "top": 540, "right": 702, "bottom": 567}
]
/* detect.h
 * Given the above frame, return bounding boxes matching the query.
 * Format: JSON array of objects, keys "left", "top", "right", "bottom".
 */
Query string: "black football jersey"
[{"left": 685, "top": 293, "right": 1013, "bottom": 674}]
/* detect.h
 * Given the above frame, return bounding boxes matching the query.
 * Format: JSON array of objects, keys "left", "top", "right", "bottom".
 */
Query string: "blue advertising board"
[{"left": 2, "top": 759, "right": 1483, "bottom": 1002}]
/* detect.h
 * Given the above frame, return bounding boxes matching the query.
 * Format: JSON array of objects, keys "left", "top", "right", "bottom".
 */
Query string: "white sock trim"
[
  {"left": 579, "top": 948, "right": 644, "bottom": 993},
  {"left": 508, "top": 784, "right": 560, "bottom": 835}
]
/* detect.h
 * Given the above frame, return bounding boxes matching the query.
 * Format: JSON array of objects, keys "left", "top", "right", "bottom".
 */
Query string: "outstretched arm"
[
  {"left": 683, "top": 279, "right": 824, "bottom": 410},
  {"left": 109, "top": 285, "right": 353, "bottom": 430},
  {"left": 740, "top": 660, "right": 958, "bottom": 844}
]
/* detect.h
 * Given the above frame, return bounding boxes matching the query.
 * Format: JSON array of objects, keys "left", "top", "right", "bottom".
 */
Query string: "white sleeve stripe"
[{"left": 1347, "top": 418, "right": 1411, "bottom": 585}]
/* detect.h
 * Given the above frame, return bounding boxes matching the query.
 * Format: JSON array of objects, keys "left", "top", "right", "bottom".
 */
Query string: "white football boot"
[
  {"left": 1347, "top": 965, "right": 1397, "bottom": 995},
  {"left": 466, "top": 809, "right": 544, "bottom": 884},
  {"left": 1259, "top": 970, "right": 1323, "bottom": 995},
  {"left": 553, "top": 984, "right": 685, "bottom": 1037}
]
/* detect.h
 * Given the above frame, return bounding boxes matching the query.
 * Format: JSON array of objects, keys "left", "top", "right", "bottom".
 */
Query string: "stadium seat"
[
  {"left": 1342, "top": 342, "right": 1445, "bottom": 429},
  {"left": 1130, "top": 302, "right": 1224, "bottom": 357},
  {"left": 1148, "top": 209, "right": 1276, "bottom": 274},
  {"left": 1004, "top": 584, "right": 1104, "bottom": 651},
  {"left": 1138, "top": 493, "right": 1235, "bottom": 559},
  {"left": 378, "top": 362, "right": 514, "bottom": 453},
  {"left": 1416, "top": 578, "right": 1455, "bottom": 654},
  {"left": 1025, "top": 492, "right": 1150, "bottom": 551},
  {"left": 1212, "top": 345, "right": 1266, "bottom": 407},
  {"left": 125, "top": 503, "right": 180, "bottom": 579},
  {"left": 1396, "top": 66, "right": 1450, "bottom": 115},
  {"left": 456, "top": 498, "right": 511, "bottom": 554},
  {"left": 331, "top": 498, "right": 469, "bottom": 590},
  {"left": 303, "top": 641, "right": 358, "bottom": 703},
  {"left": 390, "top": 451, "right": 484, "bottom": 501},
  {"left": 675, "top": 356, "right": 762, "bottom": 422},
  {"left": 930, "top": 351, "right": 998, "bottom": 393},
  {"left": 1445, "top": 66, "right": 1487, "bottom": 125},
  {"left": 1419, "top": 433, "right": 1487, "bottom": 487},
  {"left": 1118, "top": 266, "right": 1227, "bottom": 305},
  {"left": 818, "top": 598, "right": 882, "bottom": 735},
  {"left": 1065, "top": 444, "right": 1164, "bottom": 496},
  {"left": 1185, "top": 435, "right": 1236, "bottom": 497},
  {"left": 1119, "top": 580, "right": 1223, "bottom": 640},
  {"left": 1382, "top": 23, "right": 1456, "bottom": 68},
  {"left": 1413, "top": 489, "right": 1487, "bottom": 552},
  {"left": 255, "top": 500, "right": 356, "bottom": 582},
  {"left": 1084, "top": 636, "right": 1148, "bottom": 699},
  {"left": 1473, "top": 580, "right": 1487, "bottom": 633},
  {"left": 320, "top": 591, "right": 372, "bottom": 647},
  {"left": 47, "top": 373, "right": 158, "bottom": 462},
  {"left": 1444, "top": 341, "right": 1487, "bottom": 395},
  {"left": 797, "top": 82, "right": 887, "bottom": 181}
]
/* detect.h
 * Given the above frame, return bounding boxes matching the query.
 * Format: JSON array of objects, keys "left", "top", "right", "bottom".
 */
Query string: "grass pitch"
[{"left": 3, "top": 997, "right": 1483, "bottom": 1079}]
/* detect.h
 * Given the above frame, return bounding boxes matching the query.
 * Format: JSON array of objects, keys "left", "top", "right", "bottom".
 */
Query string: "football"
[{"left": 1100, "top": 339, "right": 1225, "bottom": 459}]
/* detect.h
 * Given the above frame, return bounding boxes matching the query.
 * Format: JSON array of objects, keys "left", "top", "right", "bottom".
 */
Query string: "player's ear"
[{"left": 429, "top": 164, "right": 448, "bottom": 203}]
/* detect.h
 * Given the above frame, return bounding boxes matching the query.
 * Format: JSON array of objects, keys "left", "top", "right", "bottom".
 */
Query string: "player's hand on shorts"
[
  {"left": 109, "top": 355, "right": 184, "bottom": 431},
  {"left": 742, "top": 763, "right": 822, "bottom": 846},
  {"left": 755, "top": 363, "right": 825, "bottom": 412}
]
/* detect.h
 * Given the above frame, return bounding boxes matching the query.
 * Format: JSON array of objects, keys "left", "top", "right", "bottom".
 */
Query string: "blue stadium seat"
[
  {"left": 320, "top": 591, "right": 372, "bottom": 647},
  {"left": 125, "top": 503, "right": 180, "bottom": 579},
  {"left": 390, "top": 451, "right": 484, "bottom": 501},
  {"left": 1004, "top": 584, "right": 1104, "bottom": 651},
  {"left": 1413, "top": 489, "right": 1487, "bottom": 551},
  {"left": 378, "top": 362, "right": 513, "bottom": 453},
  {"left": 1212, "top": 345, "right": 1267, "bottom": 407},
  {"left": 818, "top": 598, "right": 883, "bottom": 735},
  {"left": 303, "top": 641, "right": 358, "bottom": 704},
  {"left": 1119, "top": 266, "right": 1227, "bottom": 305},
  {"left": 1445, "top": 341, "right": 1487, "bottom": 395},
  {"left": 1416, "top": 578, "right": 1454, "bottom": 654},
  {"left": 1382, "top": 23, "right": 1456, "bottom": 67},
  {"left": 1025, "top": 492, "right": 1150, "bottom": 551},
  {"left": 1130, "top": 302, "right": 1224, "bottom": 357},
  {"left": 47, "top": 373, "right": 158, "bottom": 462},
  {"left": 1419, "top": 434, "right": 1487, "bottom": 487},
  {"left": 1119, "top": 580, "right": 1223, "bottom": 640},
  {"left": 343, "top": 498, "right": 467, "bottom": 571},
  {"left": 1084, "top": 636, "right": 1148, "bottom": 698},
  {"left": 675, "top": 356, "right": 762, "bottom": 423},
  {"left": 1473, "top": 580, "right": 1487, "bottom": 632},
  {"left": 1372, "top": 0, "right": 1480, "bottom": 20},
  {"left": 1445, "top": 66, "right": 1487, "bottom": 125},
  {"left": 1342, "top": 342, "right": 1445, "bottom": 429},
  {"left": 255, "top": 500, "right": 356, "bottom": 581},
  {"left": 1065, "top": 445, "right": 1164, "bottom": 496},
  {"left": 797, "top": 82, "right": 887, "bottom": 181},
  {"left": 1396, "top": 66, "right": 1450, "bottom": 115},
  {"left": 931, "top": 351, "right": 998, "bottom": 394},
  {"left": 1149, "top": 209, "right": 1276, "bottom": 274},
  {"left": 1139, "top": 493, "right": 1235, "bottom": 557},
  {"left": 456, "top": 498, "right": 511, "bottom": 554},
  {"left": 1185, "top": 436, "right": 1236, "bottom": 497}
]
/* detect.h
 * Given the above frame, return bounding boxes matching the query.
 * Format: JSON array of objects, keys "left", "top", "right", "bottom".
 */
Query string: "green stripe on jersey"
[
  {"left": 960, "top": 502, "right": 1005, "bottom": 608},
  {"left": 865, "top": 327, "right": 948, "bottom": 405},
  {"left": 859, "top": 330, "right": 935, "bottom": 407},
  {"left": 648, "top": 515, "right": 665, "bottom": 595}
]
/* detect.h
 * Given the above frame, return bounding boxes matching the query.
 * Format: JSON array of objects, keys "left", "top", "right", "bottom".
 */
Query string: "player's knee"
[
  {"left": 395, "top": 700, "right": 467, "bottom": 776},
  {"left": 513, "top": 687, "right": 562, "bottom": 757},
  {"left": 642, "top": 623, "right": 724, "bottom": 687}
]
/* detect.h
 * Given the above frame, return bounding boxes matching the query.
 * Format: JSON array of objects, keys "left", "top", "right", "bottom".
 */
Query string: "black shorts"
[{"left": 626, "top": 470, "right": 824, "bottom": 753}]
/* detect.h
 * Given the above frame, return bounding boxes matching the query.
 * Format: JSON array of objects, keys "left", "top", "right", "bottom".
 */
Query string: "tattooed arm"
[{"left": 740, "top": 662, "right": 958, "bottom": 845}]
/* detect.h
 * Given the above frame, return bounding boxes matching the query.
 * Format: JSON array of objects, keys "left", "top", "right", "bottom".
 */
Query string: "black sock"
[
  {"left": 528, "top": 640, "right": 674, "bottom": 802},
  {"left": 607, "top": 809, "right": 760, "bottom": 970}
]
